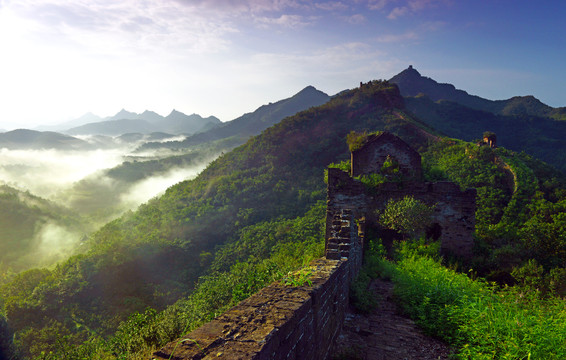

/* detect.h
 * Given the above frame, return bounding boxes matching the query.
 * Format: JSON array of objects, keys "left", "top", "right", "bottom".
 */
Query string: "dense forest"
[{"left": 1, "top": 80, "right": 566, "bottom": 359}]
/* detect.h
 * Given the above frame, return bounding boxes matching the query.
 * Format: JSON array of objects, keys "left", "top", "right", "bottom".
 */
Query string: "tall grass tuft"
[{"left": 386, "top": 251, "right": 566, "bottom": 359}]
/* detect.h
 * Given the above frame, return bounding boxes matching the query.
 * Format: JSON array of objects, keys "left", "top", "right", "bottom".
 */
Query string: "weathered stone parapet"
[
  {"left": 351, "top": 131, "right": 423, "bottom": 181},
  {"left": 327, "top": 132, "right": 477, "bottom": 258},
  {"left": 325, "top": 210, "right": 363, "bottom": 280},
  {"left": 152, "top": 258, "right": 354, "bottom": 360}
]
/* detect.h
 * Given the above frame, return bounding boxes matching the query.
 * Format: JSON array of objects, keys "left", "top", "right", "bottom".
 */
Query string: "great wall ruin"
[{"left": 152, "top": 132, "right": 476, "bottom": 360}]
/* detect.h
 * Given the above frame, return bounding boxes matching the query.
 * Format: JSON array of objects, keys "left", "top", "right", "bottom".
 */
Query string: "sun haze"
[{"left": 0, "top": 0, "right": 565, "bottom": 129}]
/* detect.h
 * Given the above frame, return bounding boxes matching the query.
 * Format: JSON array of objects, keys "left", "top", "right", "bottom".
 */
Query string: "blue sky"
[{"left": 0, "top": 0, "right": 565, "bottom": 129}]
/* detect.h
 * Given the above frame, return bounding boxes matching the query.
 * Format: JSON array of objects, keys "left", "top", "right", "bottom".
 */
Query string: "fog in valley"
[
  {"left": 0, "top": 139, "right": 221, "bottom": 275},
  {"left": 0, "top": 147, "right": 129, "bottom": 198}
]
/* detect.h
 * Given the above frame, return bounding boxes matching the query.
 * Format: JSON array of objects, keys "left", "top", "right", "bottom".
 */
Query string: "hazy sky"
[{"left": 1, "top": 0, "right": 565, "bottom": 129}]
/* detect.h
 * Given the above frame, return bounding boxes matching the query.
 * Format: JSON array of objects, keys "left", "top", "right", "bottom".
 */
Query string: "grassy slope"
[
  {"left": 405, "top": 96, "right": 566, "bottom": 173},
  {"left": 2, "top": 81, "right": 435, "bottom": 358},
  {"left": 3, "top": 79, "right": 566, "bottom": 359}
]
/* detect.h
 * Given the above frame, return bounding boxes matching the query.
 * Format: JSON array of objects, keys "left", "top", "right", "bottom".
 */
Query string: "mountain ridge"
[
  {"left": 0, "top": 129, "right": 93, "bottom": 150},
  {"left": 390, "top": 65, "right": 566, "bottom": 120},
  {"left": 65, "top": 111, "right": 221, "bottom": 136},
  {"left": 140, "top": 85, "right": 331, "bottom": 150},
  {"left": 389, "top": 66, "right": 566, "bottom": 173}
]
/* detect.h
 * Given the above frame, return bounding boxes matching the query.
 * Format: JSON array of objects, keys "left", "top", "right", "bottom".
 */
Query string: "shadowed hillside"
[
  {"left": 2, "top": 79, "right": 566, "bottom": 359},
  {"left": 0, "top": 80, "right": 433, "bottom": 358},
  {"left": 390, "top": 66, "right": 566, "bottom": 120},
  {"left": 390, "top": 66, "right": 566, "bottom": 173},
  {"left": 139, "top": 85, "right": 332, "bottom": 151}
]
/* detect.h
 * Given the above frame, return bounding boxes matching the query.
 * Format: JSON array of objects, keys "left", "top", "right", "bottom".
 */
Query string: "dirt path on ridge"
[{"left": 332, "top": 278, "right": 452, "bottom": 360}]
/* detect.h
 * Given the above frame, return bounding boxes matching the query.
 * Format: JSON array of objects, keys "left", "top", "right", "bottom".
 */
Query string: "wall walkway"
[{"left": 153, "top": 211, "right": 362, "bottom": 360}]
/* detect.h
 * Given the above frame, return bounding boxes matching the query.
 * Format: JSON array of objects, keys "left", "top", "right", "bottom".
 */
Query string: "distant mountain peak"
[
  {"left": 292, "top": 85, "right": 327, "bottom": 100},
  {"left": 168, "top": 109, "right": 182, "bottom": 116},
  {"left": 110, "top": 109, "right": 140, "bottom": 120},
  {"left": 166, "top": 109, "right": 187, "bottom": 119},
  {"left": 403, "top": 65, "right": 421, "bottom": 76},
  {"left": 390, "top": 66, "right": 563, "bottom": 121},
  {"left": 141, "top": 110, "right": 161, "bottom": 116}
]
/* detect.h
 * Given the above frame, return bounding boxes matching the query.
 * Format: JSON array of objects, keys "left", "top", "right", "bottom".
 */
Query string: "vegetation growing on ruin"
[{"left": 1, "top": 79, "right": 566, "bottom": 359}]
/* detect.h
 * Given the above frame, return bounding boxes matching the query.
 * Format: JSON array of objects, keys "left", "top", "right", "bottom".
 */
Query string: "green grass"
[{"left": 373, "top": 249, "right": 566, "bottom": 360}]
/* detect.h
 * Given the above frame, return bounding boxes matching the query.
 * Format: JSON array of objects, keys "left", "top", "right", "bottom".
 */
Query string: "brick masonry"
[
  {"left": 152, "top": 257, "right": 360, "bottom": 360},
  {"left": 152, "top": 209, "right": 364, "bottom": 360},
  {"left": 327, "top": 132, "right": 476, "bottom": 258},
  {"left": 351, "top": 132, "right": 423, "bottom": 181},
  {"left": 152, "top": 131, "right": 475, "bottom": 360}
]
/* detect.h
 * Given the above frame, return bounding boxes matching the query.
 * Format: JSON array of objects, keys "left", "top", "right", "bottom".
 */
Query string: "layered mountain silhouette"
[
  {"left": 390, "top": 65, "right": 566, "bottom": 119},
  {"left": 389, "top": 66, "right": 566, "bottom": 173},
  {"left": 0, "top": 129, "right": 93, "bottom": 150},
  {"left": 65, "top": 110, "right": 221, "bottom": 136},
  {"left": 140, "top": 85, "right": 331, "bottom": 150}
]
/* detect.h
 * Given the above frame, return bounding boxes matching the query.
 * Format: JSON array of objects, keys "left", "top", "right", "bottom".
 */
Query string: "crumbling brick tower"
[{"left": 326, "top": 132, "right": 476, "bottom": 258}]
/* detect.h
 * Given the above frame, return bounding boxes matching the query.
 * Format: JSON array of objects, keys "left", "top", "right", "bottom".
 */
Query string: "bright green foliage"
[
  {"left": 421, "top": 140, "right": 512, "bottom": 231},
  {"left": 3, "top": 77, "right": 566, "bottom": 359},
  {"left": 405, "top": 95, "right": 566, "bottom": 174},
  {"left": 378, "top": 196, "right": 435, "bottom": 239},
  {"left": 282, "top": 267, "right": 313, "bottom": 287},
  {"left": 358, "top": 173, "right": 387, "bottom": 189},
  {"left": 379, "top": 250, "right": 566, "bottom": 360},
  {"left": 518, "top": 196, "right": 566, "bottom": 270},
  {"left": 419, "top": 139, "right": 566, "bottom": 280},
  {"left": 1, "top": 80, "right": 427, "bottom": 359},
  {"left": 346, "top": 130, "right": 369, "bottom": 152},
  {"left": 16, "top": 202, "right": 326, "bottom": 359}
]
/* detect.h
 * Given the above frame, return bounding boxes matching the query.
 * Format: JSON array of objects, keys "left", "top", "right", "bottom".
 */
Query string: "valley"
[{"left": 1, "top": 70, "right": 566, "bottom": 359}]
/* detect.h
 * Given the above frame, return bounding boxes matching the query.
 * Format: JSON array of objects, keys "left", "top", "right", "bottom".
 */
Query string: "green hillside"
[
  {"left": 405, "top": 95, "right": 566, "bottom": 173},
  {"left": 139, "top": 85, "right": 331, "bottom": 151},
  {"left": 390, "top": 66, "right": 566, "bottom": 121},
  {"left": 1, "top": 80, "right": 425, "bottom": 358},
  {"left": 2, "top": 80, "right": 566, "bottom": 359},
  {"left": 0, "top": 185, "right": 86, "bottom": 275}
]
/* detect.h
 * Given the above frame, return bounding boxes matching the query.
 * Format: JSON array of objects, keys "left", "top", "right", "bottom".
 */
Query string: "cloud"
[
  {"left": 120, "top": 165, "right": 207, "bottom": 208},
  {"left": 387, "top": 6, "right": 409, "bottom": 19},
  {"left": 315, "top": 1, "right": 348, "bottom": 11},
  {"left": 386, "top": 0, "right": 451, "bottom": 19},
  {"left": 255, "top": 14, "right": 315, "bottom": 29},
  {"left": 345, "top": 13, "right": 366, "bottom": 24},
  {"left": 32, "top": 222, "right": 84, "bottom": 266},
  {"left": 5, "top": 0, "right": 239, "bottom": 56},
  {"left": 376, "top": 31, "right": 418, "bottom": 42},
  {"left": 0, "top": 148, "right": 129, "bottom": 198},
  {"left": 368, "top": 0, "right": 394, "bottom": 11}
]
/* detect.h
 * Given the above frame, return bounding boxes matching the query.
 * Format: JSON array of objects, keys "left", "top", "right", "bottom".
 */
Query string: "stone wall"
[
  {"left": 152, "top": 131, "right": 475, "bottom": 360},
  {"left": 326, "top": 168, "right": 476, "bottom": 258},
  {"left": 152, "top": 258, "right": 356, "bottom": 360},
  {"left": 328, "top": 131, "right": 476, "bottom": 258},
  {"left": 153, "top": 211, "right": 363, "bottom": 360},
  {"left": 325, "top": 209, "right": 364, "bottom": 281},
  {"left": 351, "top": 132, "right": 422, "bottom": 180}
]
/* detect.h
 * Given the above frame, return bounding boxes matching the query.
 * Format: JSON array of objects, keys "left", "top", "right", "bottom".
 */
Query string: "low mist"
[
  {"left": 24, "top": 222, "right": 85, "bottom": 269},
  {"left": 120, "top": 165, "right": 207, "bottom": 208},
  {"left": 0, "top": 143, "right": 221, "bottom": 274},
  {"left": 0, "top": 148, "right": 128, "bottom": 198}
]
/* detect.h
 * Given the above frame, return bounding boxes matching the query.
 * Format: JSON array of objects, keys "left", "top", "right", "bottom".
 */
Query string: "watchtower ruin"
[{"left": 326, "top": 131, "right": 476, "bottom": 258}]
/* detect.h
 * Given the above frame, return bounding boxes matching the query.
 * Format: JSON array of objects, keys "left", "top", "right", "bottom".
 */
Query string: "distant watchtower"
[{"left": 483, "top": 131, "right": 497, "bottom": 148}]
